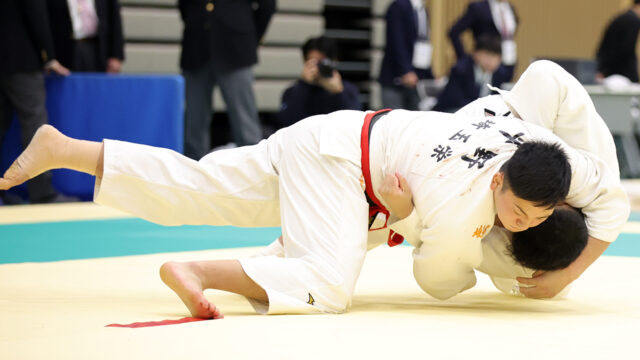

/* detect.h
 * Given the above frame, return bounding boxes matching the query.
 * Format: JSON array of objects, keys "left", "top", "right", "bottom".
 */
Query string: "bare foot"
[
  {"left": 159, "top": 262, "right": 224, "bottom": 319},
  {"left": 0, "top": 125, "right": 65, "bottom": 190}
]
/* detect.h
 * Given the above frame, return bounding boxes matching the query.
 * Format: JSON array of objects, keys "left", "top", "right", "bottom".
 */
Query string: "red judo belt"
[{"left": 360, "top": 109, "right": 404, "bottom": 247}]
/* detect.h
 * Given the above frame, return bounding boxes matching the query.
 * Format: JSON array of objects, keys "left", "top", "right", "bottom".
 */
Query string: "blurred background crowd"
[{"left": 1, "top": 0, "right": 639, "bottom": 204}]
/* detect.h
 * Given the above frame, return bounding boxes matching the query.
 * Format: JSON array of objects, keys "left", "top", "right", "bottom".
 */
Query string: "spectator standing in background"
[
  {"left": 276, "top": 36, "right": 361, "bottom": 129},
  {"left": 47, "top": 0, "right": 125, "bottom": 73},
  {"left": 379, "top": 0, "right": 434, "bottom": 110},
  {"left": 434, "top": 35, "right": 510, "bottom": 113},
  {"left": 596, "top": 0, "right": 640, "bottom": 83},
  {"left": 449, "top": 0, "right": 518, "bottom": 82},
  {"left": 179, "top": 0, "right": 276, "bottom": 160},
  {"left": 0, "top": 0, "right": 74, "bottom": 204}
]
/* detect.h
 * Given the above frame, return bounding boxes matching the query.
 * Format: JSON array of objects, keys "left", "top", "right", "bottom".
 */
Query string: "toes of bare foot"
[
  {"left": 1, "top": 124, "right": 64, "bottom": 190},
  {"left": 160, "top": 261, "right": 219, "bottom": 319},
  {"left": 0, "top": 160, "right": 29, "bottom": 190},
  {"left": 208, "top": 303, "right": 224, "bottom": 319}
]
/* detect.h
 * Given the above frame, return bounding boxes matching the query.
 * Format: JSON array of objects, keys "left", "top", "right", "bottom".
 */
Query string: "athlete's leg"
[
  {"left": 160, "top": 259, "right": 267, "bottom": 319},
  {"left": 237, "top": 115, "right": 370, "bottom": 314},
  {"left": 253, "top": 236, "right": 285, "bottom": 257},
  {"left": 0, "top": 123, "right": 281, "bottom": 228},
  {"left": 0, "top": 124, "right": 103, "bottom": 190},
  {"left": 94, "top": 137, "right": 281, "bottom": 227}
]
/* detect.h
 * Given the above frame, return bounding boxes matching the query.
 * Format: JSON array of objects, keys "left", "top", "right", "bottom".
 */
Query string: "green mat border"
[
  {"left": 1, "top": 216, "right": 639, "bottom": 264},
  {"left": 0, "top": 218, "right": 280, "bottom": 264}
]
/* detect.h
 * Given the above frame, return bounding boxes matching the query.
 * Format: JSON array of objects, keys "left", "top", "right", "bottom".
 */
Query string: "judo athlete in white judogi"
[
  {"left": 372, "top": 60, "right": 627, "bottom": 299},
  {"left": 0, "top": 79, "right": 628, "bottom": 318},
  {"left": 459, "top": 59, "right": 626, "bottom": 298}
]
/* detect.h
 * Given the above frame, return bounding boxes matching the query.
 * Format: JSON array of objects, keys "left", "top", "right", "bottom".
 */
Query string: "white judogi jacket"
[
  {"left": 390, "top": 60, "right": 629, "bottom": 297},
  {"left": 375, "top": 109, "right": 627, "bottom": 300}
]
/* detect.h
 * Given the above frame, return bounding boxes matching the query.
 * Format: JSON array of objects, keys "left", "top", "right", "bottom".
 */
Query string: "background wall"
[
  {"left": 427, "top": 0, "right": 633, "bottom": 78},
  {"left": 119, "top": 1, "right": 639, "bottom": 121}
]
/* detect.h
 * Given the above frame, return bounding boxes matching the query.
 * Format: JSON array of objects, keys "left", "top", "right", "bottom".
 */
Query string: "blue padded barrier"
[{"left": 1, "top": 74, "right": 184, "bottom": 200}]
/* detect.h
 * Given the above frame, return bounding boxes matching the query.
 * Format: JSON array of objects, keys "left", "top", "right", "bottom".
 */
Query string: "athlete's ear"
[{"left": 490, "top": 172, "right": 504, "bottom": 191}]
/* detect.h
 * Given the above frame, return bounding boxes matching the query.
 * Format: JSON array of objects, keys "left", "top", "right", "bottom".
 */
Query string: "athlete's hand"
[
  {"left": 378, "top": 172, "right": 413, "bottom": 219},
  {"left": 516, "top": 268, "right": 574, "bottom": 299}
]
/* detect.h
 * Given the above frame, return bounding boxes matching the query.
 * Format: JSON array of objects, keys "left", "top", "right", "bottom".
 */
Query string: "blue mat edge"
[{"left": 1, "top": 216, "right": 639, "bottom": 264}]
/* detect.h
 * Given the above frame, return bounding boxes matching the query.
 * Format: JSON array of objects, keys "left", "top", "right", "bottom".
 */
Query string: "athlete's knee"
[
  {"left": 304, "top": 259, "right": 362, "bottom": 313},
  {"left": 309, "top": 272, "right": 355, "bottom": 313},
  {"left": 315, "top": 283, "right": 352, "bottom": 313}
]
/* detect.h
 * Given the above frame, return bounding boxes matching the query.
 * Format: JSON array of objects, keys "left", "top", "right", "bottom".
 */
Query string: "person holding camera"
[{"left": 276, "top": 37, "right": 361, "bottom": 129}]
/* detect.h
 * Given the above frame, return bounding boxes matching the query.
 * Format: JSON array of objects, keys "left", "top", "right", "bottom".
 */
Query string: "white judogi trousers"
[{"left": 95, "top": 112, "right": 371, "bottom": 314}]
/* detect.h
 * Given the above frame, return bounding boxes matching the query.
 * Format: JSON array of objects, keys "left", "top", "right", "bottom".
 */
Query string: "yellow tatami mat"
[
  {"left": 1, "top": 244, "right": 639, "bottom": 360},
  {"left": 0, "top": 202, "right": 132, "bottom": 224}
]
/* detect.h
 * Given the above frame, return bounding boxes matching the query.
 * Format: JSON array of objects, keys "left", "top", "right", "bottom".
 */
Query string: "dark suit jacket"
[
  {"left": 596, "top": 10, "right": 640, "bottom": 83},
  {"left": 0, "top": 0, "right": 56, "bottom": 74},
  {"left": 47, "top": 0, "right": 125, "bottom": 72},
  {"left": 276, "top": 80, "right": 361, "bottom": 128},
  {"left": 434, "top": 55, "right": 511, "bottom": 112},
  {"left": 378, "top": 0, "right": 433, "bottom": 87},
  {"left": 178, "top": 0, "right": 276, "bottom": 72},
  {"left": 448, "top": 0, "right": 518, "bottom": 60}
]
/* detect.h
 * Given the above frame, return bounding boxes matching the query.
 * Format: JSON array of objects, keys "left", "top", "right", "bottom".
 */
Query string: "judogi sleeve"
[
  {"left": 401, "top": 165, "right": 490, "bottom": 300},
  {"left": 388, "top": 210, "right": 422, "bottom": 246},
  {"left": 562, "top": 147, "right": 630, "bottom": 242},
  {"left": 411, "top": 223, "right": 480, "bottom": 300},
  {"left": 476, "top": 227, "right": 530, "bottom": 279},
  {"left": 521, "top": 127, "right": 630, "bottom": 243}
]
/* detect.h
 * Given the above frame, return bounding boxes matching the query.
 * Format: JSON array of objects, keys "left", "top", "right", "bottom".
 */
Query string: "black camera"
[{"left": 317, "top": 58, "right": 337, "bottom": 78}]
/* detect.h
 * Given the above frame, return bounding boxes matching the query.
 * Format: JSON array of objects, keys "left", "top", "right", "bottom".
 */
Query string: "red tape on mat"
[{"left": 106, "top": 317, "right": 208, "bottom": 328}]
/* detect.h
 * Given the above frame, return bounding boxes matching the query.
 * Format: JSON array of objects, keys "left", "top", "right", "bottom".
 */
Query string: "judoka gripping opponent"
[
  {"left": 0, "top": 105, "right": 625, "bottom": 318},
  {"left": 365, "top": 107, "right": 624, "bottom": 302},
  {"left": 0, "top": 111, "right": 583, "bottom": 318},
  {"left": 452, "top": 60, "right": 628, "bottom": 298},
  {"left": 379, "top": 172, "right": 589, "bottom": 298},
  {"left": 362, "top": 60, "right": 628, "bottom": 300}
]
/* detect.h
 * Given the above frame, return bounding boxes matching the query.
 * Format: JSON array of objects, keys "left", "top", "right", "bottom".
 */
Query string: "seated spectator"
[
  {"left": 276, "top": 37, "right": 361, "bottom": 128},
  {"left": 434, "top": 35, "right": 510, "bottom": 113},
  {"left": 449, "top": 0, "right": 518, "bottom": 82}
]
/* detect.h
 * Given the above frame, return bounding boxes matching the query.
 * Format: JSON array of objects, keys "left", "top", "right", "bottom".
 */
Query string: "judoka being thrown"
[{"left": 0, "top": 104, "right": 626, "bottom": 318}]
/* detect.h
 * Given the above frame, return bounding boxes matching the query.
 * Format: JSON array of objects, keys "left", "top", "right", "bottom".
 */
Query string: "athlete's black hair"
[
  {"left": 509, "top": 207, "right": 588, "bottom": 271},
  {"left": 500, "top": 141, "right": 571, "bottom": 209}
]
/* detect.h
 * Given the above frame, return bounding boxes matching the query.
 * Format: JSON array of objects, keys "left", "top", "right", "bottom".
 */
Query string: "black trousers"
[
  {"left": 73, "top": 38, "right": 101, "bottom": 72},
  {"left": 0, "top": 72, "right": 57, "bottom": 203}
]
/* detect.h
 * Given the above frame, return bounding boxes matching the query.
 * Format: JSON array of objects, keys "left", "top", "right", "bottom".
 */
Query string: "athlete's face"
[{"left": 491, "top": 172, "right": 554, "bottom": 232}]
